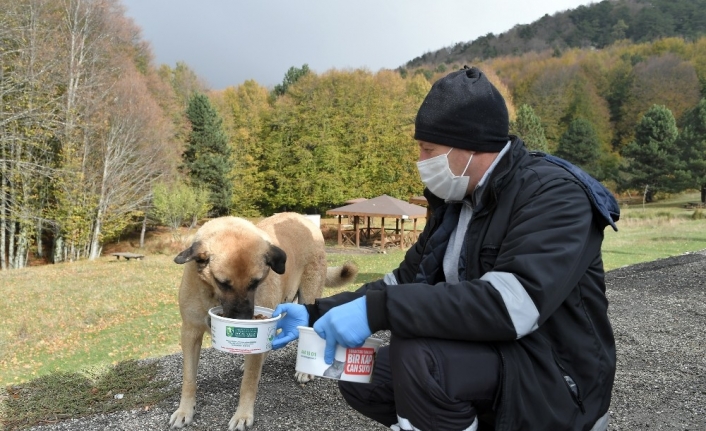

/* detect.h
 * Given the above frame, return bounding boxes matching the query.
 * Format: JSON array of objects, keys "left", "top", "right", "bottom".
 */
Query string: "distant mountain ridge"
[{"left": 403, "top": 0, "right": 706, "bottom": 70}]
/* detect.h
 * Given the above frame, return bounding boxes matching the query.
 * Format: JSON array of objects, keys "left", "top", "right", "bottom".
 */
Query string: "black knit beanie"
[{"left": 414, "top": 66, "right": 509, "bottom": 152}]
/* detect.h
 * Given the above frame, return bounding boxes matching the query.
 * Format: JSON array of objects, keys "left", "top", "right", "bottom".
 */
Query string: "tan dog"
[{"left": 168, "top": 213, "right": 358, "bottom": 430}]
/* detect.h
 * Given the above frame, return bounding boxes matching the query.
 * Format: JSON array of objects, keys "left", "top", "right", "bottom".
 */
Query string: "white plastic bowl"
[
  {"left": 295, "top": 326, "right": 384, "bottom": 383},
  {"left": 209, "top": 306, "right": 281, "bottom": 354}
]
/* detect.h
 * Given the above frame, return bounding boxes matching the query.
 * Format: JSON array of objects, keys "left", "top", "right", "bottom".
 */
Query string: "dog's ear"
[
  {"left": 265, "top": 244, "right": 287, "bottom": 275},
  {"left": 174, "top": 241, "right": 208, "bottom": 265}
]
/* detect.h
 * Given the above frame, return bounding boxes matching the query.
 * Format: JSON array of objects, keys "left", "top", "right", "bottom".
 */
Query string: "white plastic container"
[
  {"left": 209, "top": 306, "right": 281, "bottom": 354},
  {"left": 295, "top": 326, "right": 384, "bottom": 383}
]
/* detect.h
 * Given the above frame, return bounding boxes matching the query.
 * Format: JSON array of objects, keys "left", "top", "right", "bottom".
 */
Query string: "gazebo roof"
[
  {"left": 327, "top": 194, "right": 427, "bottom": 219},
  {"left": 345, "top": 197, "right": 368, "bottom": 204},
  {"left": 409, "top": 195, "right": 428, "bottom": 207}
]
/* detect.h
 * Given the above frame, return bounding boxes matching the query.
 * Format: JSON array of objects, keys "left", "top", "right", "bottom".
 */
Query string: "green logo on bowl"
[
  {"left": 226, "top": 326, "right": 258, "bottom": 338},
  {"left": 301, "top": 349, "right": 316, "bottom": 359}
]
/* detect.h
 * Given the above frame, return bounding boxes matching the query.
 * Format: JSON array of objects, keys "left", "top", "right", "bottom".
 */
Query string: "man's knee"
[
  {"left": 338, "top": 380, "right": 397, "bottom": 426},
  {"left": 389, "top": 337, "right": 435, "bottom": 385}
]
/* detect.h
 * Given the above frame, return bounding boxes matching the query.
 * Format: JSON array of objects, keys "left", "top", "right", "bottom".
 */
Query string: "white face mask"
[{"left": 416, "top": 148, "right": 473, "bottom": 202}]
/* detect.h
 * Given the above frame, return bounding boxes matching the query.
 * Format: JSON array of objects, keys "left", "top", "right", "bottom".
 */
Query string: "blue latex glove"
[
  {"left": 313, "top": 296, "right": 372, "bottom": 364},
  {"left": 271, "top": 303, "right": 309, "bottom": 350}
]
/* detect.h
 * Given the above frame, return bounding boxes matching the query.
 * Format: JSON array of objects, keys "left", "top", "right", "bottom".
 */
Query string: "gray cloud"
[{"left": 121, "top": 0, "right": 595, "bottom": 89}]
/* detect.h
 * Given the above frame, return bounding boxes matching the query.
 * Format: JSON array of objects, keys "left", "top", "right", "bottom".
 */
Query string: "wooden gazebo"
[
  {"left": 409, "top": 195, "right": 431, "bottom": 219},
  {"left": 326, "top": 195, "right": 427, "bottom": 249}
]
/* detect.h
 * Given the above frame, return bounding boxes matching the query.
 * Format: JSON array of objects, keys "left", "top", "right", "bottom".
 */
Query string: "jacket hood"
[{"left": 539, "top": 153, "right": 620, "bottom": 231}]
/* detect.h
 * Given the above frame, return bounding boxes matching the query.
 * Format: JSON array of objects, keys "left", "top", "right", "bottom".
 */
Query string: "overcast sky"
[{"left": 120, "top": 0, "right": 597, "bottom": 90}]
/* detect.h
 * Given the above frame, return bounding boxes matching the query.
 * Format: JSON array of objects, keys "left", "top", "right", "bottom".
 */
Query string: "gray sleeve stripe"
[
  {"left": 480, "top": 271, "right": 539, "bottom": 338},
  {"left": 383, "top": 272, "right": 398, "bottom": 285}
]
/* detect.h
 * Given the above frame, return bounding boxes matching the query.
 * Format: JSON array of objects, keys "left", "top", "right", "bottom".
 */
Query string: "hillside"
[{"left": 403, "top": 0, "right": 706, "bottom": 70}]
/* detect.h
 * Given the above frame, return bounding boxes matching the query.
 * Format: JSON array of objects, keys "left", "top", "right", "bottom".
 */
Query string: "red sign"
[{"left": 344, "top": 347, "right": 375, "bottom": 375}]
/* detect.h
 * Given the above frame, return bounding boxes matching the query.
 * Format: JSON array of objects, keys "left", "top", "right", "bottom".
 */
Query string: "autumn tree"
[
  {"left": 183, "top": 92, "right": 234, "bottom": 217},
  {"left": 511, "top": 104, "right": 548, "bottom": 152},
  {"left": 559, "top": 71, "right": 613, "bottom": 149},
  {"left": 620, "top": 105, "right": 689, "bottom": 203},
  {"left": 210, "top": 80, "right": 270, "bottom": 217},
  {"left": 151, "top": 181, "right": 208, "bottom": 237},
  {"left": 617, "top": 53, "right": 701, "bottom": 146},
  {"left": 42, "top": 0, "right": 140, "bottom": 263},
  {"left": 259, "top": 69, "right": 425, "bottom": 214},
  {"left": 0, "top": 0, "right": 59, "bottom": 268},
  {"left": 8, "top": 1, "right": 182, "bottom": 269},
  {"left": 48, "top": 0, "right": 174, "bottom": 262},
  {"left": 483, "top": 67, "right": 516, "bottom": 123},
  {"left": 1, "top": 0, "right": 177, "bottom": 267},
  {"left": 164, "top": 61, "right": 207, "bottom": 108},
  {"left": 516, "top": 63, "right": 576, "bottom": 148},
  {"left": 156, "top": 61, "right": 207, "bottom": 143},
  {"left": 85, "top": 65, "right": 173, "bottom": 260}
]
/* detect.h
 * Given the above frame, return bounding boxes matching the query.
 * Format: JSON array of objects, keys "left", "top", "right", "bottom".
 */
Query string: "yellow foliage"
[{"left": 483, "top": 67, "right": 516, "bottom": 123}]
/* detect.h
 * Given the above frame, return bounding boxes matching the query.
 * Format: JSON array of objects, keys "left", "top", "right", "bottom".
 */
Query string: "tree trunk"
[
  {"left": 0, "top": 162, "right": 6, "bottom": 271},
  {"left": 140, "top": 214, "right": 147, "bottom": 248},
  {"left": 89, "top": 155, "right": 108, "bottom": 261},
  {"left": 7, "top": 208, "right": 15, "bottom": 269},
  {"left": 15, "top": 225, "right": 29, "bottom": 269},
  {"left": 88, "top": 209, "right": 102, "bottom": 260},
  {"left": 643, "top": 184, "right": 649, "bottom": 209},
  {"left": 0, "top": 53, "right": 5, "bottom": 271},
  {"left": 36, "top": 220, "right": 43, "bottom": 258},
  {"left": 53, "top": 226, "right": 64, "bottom": 263}
]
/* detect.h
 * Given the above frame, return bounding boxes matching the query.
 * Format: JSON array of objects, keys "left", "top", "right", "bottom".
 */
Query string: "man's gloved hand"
[
  {"left": 271, "top": 303, "right": 309, "bottom": 350},
  {"left": 313, "top": 296, "right": 372, "bottom": 364}
]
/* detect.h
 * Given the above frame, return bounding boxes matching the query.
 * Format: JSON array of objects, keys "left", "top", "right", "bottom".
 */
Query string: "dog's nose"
[{"left": 221, "top": 304, "right": 254, "bottom": 320}]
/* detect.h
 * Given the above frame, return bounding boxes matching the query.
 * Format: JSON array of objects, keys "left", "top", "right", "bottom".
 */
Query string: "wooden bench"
[
  {"left": 373, "top": 234, "right": 402, "bottom": 249},
  {"left": 111, "top": 252, "right": 145, "bottom": 261}
]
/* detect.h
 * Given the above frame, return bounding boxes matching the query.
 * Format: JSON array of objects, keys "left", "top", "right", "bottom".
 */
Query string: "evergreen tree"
[
  {"left": 620, "top": 105, "right": 690, "bottom": 202},
  {"left": 182, "top": 93, "right": 234, "bottom": 216},
  {"left": 512, "top": 104, "right": 549, "bottom": 153},
  {"left": 555, "top": 118, "right": 602, "bottom": 178},
  {"left": 676, "top": 98, "right": 706, "bottom": 200},
  {"left": 272, "top": 64, "right": 310, "bottom": 97}
]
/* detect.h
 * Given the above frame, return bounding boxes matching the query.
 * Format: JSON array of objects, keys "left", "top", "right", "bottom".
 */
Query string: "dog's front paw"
[
  {"left": 169, "top": 406, "right": 195, "bottom": 428},
  {"left": 229, "top": 409, "right": 254, "bottom": 431},
  {"left": 295, "top": 371, "right": 315, "bottom": 384}
]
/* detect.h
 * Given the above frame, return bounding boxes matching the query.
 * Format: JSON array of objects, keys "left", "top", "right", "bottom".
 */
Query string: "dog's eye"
[
  {"left": 215, "top": 279, "right": 232, "bottom": 291},
  {"left": 247, "top": 279, "right": 261, "bottom": 291}
]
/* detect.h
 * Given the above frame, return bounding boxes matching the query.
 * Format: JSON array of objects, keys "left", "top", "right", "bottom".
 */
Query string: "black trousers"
[{"left": 338, "top": 335, "right": 501, "bottom": 431}]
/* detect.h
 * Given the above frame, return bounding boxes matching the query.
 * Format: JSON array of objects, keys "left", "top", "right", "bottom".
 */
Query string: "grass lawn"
[
  {"left": 601, "top": 192, "right": 706, "bottom": 269},
  {"left": 2, "top": 192, "right": 706, "bottom": 386}
]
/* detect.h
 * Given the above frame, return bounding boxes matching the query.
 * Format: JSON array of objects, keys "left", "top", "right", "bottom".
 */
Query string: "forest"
[
  {"left": 3, "top": 0, "right": 706, "bottom": 269},
  {"left": 405, "top": 0, "right": 706, "bottom": 68}
]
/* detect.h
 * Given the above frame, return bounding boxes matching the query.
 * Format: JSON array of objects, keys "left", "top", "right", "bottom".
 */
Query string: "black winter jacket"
[{"left": 307, "top": 137, "right": 618, "bottom": 430}]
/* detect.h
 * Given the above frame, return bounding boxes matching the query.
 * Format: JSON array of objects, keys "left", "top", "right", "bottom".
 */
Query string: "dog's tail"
[{"left": 325, "top": 261, "right": 359, "bottom": 287}]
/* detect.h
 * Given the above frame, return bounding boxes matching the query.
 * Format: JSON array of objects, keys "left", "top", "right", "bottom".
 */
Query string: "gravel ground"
[{"left": 25, "top": 250, "right": 706, "bottom": 431}]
